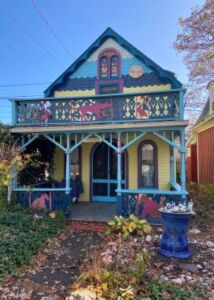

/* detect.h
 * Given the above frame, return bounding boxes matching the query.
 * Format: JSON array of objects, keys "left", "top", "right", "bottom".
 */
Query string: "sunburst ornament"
[{"left": 129, "top": 65, "right": 144, "bottom": 78}]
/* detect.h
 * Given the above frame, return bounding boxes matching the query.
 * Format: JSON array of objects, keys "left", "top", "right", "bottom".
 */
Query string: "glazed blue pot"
[{"left": 159, "top": 211, "right": 192, "bottom": 259}]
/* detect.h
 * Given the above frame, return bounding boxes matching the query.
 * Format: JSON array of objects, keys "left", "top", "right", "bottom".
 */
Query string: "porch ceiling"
[{"left": 11, "top": 120, "right": 188, "bottom": 134}]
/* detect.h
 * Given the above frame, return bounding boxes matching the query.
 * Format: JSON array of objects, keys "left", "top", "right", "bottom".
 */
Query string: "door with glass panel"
[{"left": 92, "top": 142, "right": 126, "bottom": 202}]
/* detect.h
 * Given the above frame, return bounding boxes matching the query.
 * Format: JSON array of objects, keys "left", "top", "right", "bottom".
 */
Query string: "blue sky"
[{"left": 0, "top": 0, "right": 204, "bottom": 123}]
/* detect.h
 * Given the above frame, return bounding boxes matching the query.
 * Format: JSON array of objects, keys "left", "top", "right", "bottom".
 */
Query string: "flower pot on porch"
[{"left": 159, "top": 210, "right": 192, "bottom": 259}]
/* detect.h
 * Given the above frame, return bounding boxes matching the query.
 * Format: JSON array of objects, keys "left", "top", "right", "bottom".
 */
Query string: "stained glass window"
[
  {"left": 110, "top": 56, "right": 119, "bottom": 78},
  {"left": 100, "top": 56, "right": 108, "bottom": 79}
]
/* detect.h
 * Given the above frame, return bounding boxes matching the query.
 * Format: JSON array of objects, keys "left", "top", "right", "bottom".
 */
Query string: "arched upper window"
[
  {"left": 110, "top": 56, "right": 119, "bottom": 78},
  {"left": 138, "top": 141, "right": 158, "bottom": 188},
  {"left": 100, "top": 56, "right": 108, "bottom": 79},
  {"left": 98, "top": 49, "right": 121, "bottom": 79}
]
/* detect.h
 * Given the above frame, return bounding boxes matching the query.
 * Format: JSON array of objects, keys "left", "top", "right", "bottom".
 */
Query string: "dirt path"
[{"left": 0, "top": 225, "right": 105, "bottom": 300}]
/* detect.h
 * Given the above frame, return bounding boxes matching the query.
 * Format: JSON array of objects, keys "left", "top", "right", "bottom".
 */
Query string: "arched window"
[
  {"left": 100, "top": 56, "right": 108, "bottom": 79},
  {"left": 138, "top": 141, "right": 157, "bottom": 188},
  {"left": 98, "top": 49, "right": 121, "bottom": 80},
  {"left": 110, "top": 55, "right": 119, "bottom": 78}
]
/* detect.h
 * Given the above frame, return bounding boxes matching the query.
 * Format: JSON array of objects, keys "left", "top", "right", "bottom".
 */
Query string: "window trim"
[
  {"left": 64, "top": 144, "right": 82, "bottom": 181},
  {"left": 97, "top": 48, "right": 121, "bottom": 80},
  {"left": 138, "top": 140, "right": 158, "bottom": 188},
  {"left": 95, "top": 79, "right": 123, "bottom": 95}
]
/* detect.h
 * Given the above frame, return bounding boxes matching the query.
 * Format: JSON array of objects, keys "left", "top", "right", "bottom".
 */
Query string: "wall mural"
[
  {"left": 17, "top": 92, "right": 179, "bottom": 124},
  {"left": 121, "top": 193, "right": 182, "bottom": 224},
  {"left": 18, "top": 101, "right": 52, "bottom": 123}
]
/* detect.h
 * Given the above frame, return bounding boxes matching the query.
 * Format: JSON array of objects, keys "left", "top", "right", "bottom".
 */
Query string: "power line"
[
  {"left": 0, "top": 41, "right": 51, "bottom": 76},
  {"left": 0, "top": 2, "right": 64, "bottom": 68},
  {"left": 0, "top": 81, "right": 51, "bottom": 87},
  {"left": 32, "top": 0, "right": 74, "bottom": 58}
]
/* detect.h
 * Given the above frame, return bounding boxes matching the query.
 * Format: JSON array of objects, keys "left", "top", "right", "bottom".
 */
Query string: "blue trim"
[
  {"left": 170, "top": 146, "right": 175, "bottom": 184},
  {"left": 44, "top": 27, "right": 183, "bottom": 97},
  {"left": 171, "top": 181, "right": 182, "bottom": 192},
  {"left": 118, "top": 188, "right": 188, "bottom": 195},
  {"left": 13, "top": 188, "right": 70, "bottom": 192},
  {"left": 179, "top": 90, "right": 185, "bottom": 120},
  {"left": 180, "top": 128, "right": 186, "bottom": 192},
  {"left": 11, "top": 101, "right": 17, "bottom": 125},
  {"left": 92, "top": 196, "right": 117, "bottom": 202},
  {"left": 11, "top": 88, "right": 185, "bottom": 102}
]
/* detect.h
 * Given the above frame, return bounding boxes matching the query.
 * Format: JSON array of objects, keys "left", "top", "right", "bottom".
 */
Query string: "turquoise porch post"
[
  {"left": 116, "top": 132, "right": 122, "bottom": 215},
  {"left": 65, "top": 134, "right": 71, "bottom": 194},
  {"left": 170, "top": 146, "right": 175, "bottom": 184},
  {"left": 180, "top": 129, "right": 187, "bottom": 196}
]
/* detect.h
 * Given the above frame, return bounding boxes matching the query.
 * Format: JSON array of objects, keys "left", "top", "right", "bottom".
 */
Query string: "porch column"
[
  {"left": 65, "top": 134, "right": 71, "bottom": 194},
  {"left": 180, "top": 129, "right": 186, "bottom": 195},
  {"left": 116, "top": 132, "right": 122, "bottom": 215},
  {"left": 170, "top": 146, "right": 175, "bottom": 184}
]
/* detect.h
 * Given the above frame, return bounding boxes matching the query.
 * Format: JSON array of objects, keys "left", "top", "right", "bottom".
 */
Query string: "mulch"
[{"left": 0, "top": 221, "right": 213, "bottom": 299}]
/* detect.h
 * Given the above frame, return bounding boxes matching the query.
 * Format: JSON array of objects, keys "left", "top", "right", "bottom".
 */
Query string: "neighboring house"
[
  {"left": 10, "top": 28, "right": 188, "bottom": 223},
  {"left": 187, "top": 81, "right": 214, "bottom": 184}
]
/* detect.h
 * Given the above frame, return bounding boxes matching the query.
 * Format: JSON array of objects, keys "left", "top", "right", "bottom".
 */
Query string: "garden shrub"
[
  {"left": 0, "top": 204, "right": 65, "bottom": 280},
  {"left": 187, "top": 182, "right": 214, "bottom": 226},
  {"left": 106, "top": 215, "right": 151, "bottom": 238}
]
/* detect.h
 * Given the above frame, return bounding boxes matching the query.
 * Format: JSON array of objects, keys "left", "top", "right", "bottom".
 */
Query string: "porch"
[
  {"left": 10, "top": 90, "right": 188, "bottom": 224},
  {"left": 70, "top": 202, "right": 116, "bottom": 222}
]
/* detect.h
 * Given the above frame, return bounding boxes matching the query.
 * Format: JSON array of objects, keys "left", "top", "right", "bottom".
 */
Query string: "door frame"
[{"left": 90, "top": 141, "right": 128, "bottom": 202}]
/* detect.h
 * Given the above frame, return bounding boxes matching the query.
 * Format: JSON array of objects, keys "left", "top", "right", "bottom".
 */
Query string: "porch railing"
[
  {"left": 13, "top": 89, "right": 183, "bottom": 126},
  {"left": 117, "top": 189, "right": 188, "bottom": 225}
]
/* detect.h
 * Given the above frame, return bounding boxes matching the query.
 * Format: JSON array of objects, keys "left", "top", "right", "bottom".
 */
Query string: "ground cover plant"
[
  {"left": 0, "top": 202, "right": 65, "bottom": 280},
  {"left": 68, "top": 215, "right": 197, "bottom": 300}
]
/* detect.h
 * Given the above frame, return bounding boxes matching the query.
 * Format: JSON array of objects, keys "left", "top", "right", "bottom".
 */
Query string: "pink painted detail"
[
  {"left": 72, "top": 102, "right": 112, "bottom": 120},
  {"left": 136, "top": 96, "right": 149, "bottom": 119},
  {"left": 38, "top": 110, "right": 51, "bottom": 122},
  {"left": 37, "top": 101, "right": 51, "bottom": 122},
  {"left": 31, "top": 193, "right": 50, "bottom": 210},
  {"left": 136, "top": 194, "right": 164, "bottom": 219}
]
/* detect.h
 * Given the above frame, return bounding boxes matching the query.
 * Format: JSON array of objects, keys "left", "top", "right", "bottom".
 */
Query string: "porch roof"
[{"left": 11, "top": 120, "right": 188, "bottom": 134}]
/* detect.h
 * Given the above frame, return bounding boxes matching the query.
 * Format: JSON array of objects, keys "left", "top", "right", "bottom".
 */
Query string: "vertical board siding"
[
  {"left": 198, "top": 127, "right": 214, "bottom": 184},
  {"left": 187, "top": 144, "right": 197, "bottom": 182}
]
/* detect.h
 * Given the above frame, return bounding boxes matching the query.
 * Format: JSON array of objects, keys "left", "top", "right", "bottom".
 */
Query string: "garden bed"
[{"left": 0, "top": 204, "right": 65, "bottom": 280}]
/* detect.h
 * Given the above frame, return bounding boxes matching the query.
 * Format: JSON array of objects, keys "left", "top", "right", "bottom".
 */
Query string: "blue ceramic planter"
[{"left": 159, "top": 211, "right": 192, "bottom": 259}]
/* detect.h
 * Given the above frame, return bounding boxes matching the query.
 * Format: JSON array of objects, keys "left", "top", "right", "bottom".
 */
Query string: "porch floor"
[{"left": 69, "top": 202, "right": 116, "bottom": 222}]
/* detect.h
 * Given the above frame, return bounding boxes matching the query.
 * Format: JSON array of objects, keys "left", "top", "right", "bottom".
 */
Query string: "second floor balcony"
[{"left": 12, "top": 89, "right": 184, "bottom": 126}]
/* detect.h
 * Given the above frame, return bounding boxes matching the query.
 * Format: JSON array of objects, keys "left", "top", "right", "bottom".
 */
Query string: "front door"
[{"left": 92, "top": 143, "right": 126, "bottom": 202}]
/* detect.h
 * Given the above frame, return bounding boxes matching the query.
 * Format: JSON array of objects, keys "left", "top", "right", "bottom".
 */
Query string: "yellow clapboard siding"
[
  {"left": 127, "top": 134, "right": 170, "bottom": 190},
  {"left": 54, "top": 90, "right": 95, "bottom": 97},
  {"left": 53, "top": 134, "right": 170, "bottom": 201},
  {"left": 79, "top": 142, "right": 94, "bottom": 201},
  {"left": 123, "top": 84, "right": 171, "bottom": 93}
]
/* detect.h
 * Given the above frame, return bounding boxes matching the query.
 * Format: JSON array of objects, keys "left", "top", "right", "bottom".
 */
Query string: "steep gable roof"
[
  {"left": 44, "top": 27, "right": 182, "bottom": 97},
  {"left": 196, "top": 99, "right": 210, "bottom": 124}
]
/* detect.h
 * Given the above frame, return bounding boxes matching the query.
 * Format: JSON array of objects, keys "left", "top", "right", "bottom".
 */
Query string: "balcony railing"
[{"left": 13, "top": 90, "right": 183, "bottom": 126}]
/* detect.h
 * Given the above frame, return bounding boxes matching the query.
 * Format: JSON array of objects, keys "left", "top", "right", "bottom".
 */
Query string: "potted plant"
[{"left": 159, "top": 201, "right": 195, "bottom": 259}]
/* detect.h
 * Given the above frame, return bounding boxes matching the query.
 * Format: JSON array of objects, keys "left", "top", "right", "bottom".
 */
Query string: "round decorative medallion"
[{"left": 129, "top": 65, "right": 144, "bottom": 78}]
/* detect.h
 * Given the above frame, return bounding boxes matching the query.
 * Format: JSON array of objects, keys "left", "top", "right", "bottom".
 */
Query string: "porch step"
[{"left": 69, "top": 221, "right": 109, "bottom": 232}]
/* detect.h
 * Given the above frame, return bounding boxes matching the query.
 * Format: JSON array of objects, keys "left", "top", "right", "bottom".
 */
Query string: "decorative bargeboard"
[{"left": 16, "top": 92, "right": 180, "bottom": 125}]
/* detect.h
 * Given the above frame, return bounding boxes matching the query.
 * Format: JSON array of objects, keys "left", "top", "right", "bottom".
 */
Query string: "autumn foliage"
[{"left": 174, "top": 0, "right": 214, "bottom": 120}]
